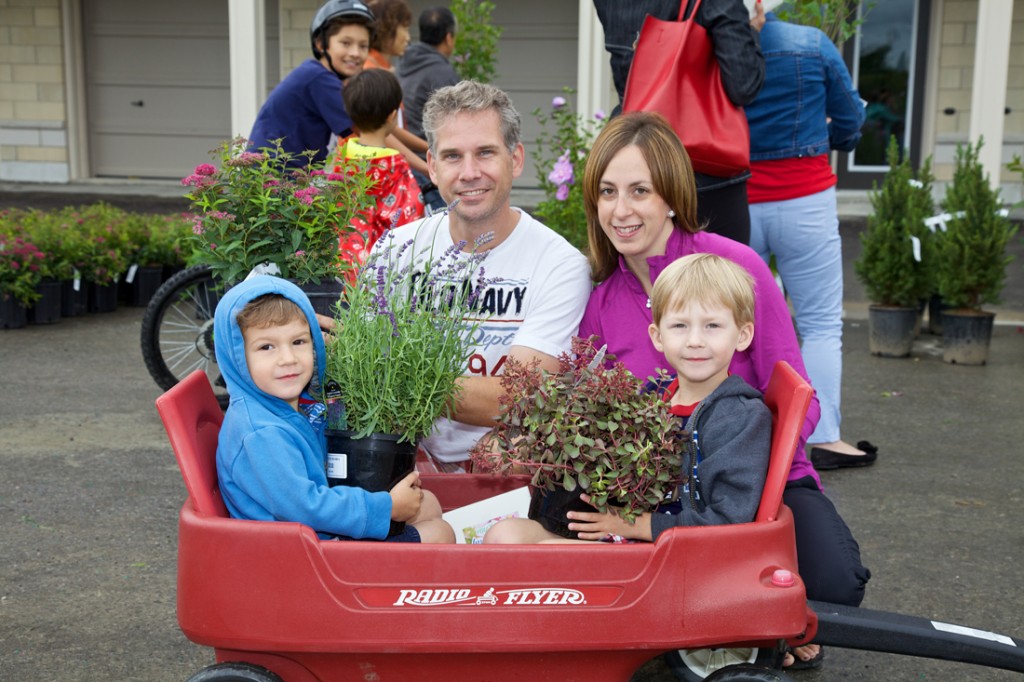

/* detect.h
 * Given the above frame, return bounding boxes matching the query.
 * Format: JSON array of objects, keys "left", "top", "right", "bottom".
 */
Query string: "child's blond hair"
[
  {"left": 650, "top": 253, "right": 755, "bottom": 328},
  {"left": 235, "top": 293, "right": 307, "bottom": 333}
]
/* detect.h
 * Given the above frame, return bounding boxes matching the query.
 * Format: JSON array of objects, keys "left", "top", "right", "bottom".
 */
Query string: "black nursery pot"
[
  {"left": 61, "top": 279, "right": 88, "bottom": 317},
  {"left": 325, "top": 430, "right": 417, "bottom": 537},
  {"left": 127, "top": 265, "right": 164, "bottom": 307},
  {"left": 28, "top": 279, "right": 62, "bottom": 325},
  {"left": 295, "top": 279, "right": 345, "bottom": 317},
  {"left": 528, "top": 485, "right": 597, "bottom": 540},
  {"left": 88, "top": 282, "right": 119, "bottom": 313}
]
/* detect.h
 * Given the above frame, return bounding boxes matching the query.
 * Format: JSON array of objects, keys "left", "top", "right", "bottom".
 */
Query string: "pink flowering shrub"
[
  {"left": 183, "top": 137, "right": 375, "bottom": 284},
  {"left": 532, "top": 88, "right": 606, "bottom": 250},
  {"left": 0, "top": 232, "right": 46, "bottom": 305}
]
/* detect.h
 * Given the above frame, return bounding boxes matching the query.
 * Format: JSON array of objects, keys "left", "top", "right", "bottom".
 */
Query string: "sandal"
[{"left": 784, "top": 645, "right": 824, "bottom": 671}]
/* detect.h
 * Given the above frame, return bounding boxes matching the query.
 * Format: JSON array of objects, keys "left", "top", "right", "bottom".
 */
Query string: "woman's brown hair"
[{"left": 583, "top": 111, "right": 700, "bottom": 283}]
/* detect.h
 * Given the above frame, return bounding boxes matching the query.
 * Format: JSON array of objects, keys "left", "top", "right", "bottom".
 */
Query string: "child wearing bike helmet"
[{"left": 248, "top": 0, "right": 375, "bottom": 167}]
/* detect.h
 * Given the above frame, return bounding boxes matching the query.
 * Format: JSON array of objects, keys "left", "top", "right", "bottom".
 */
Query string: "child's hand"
[
  {"left": 566, "top": 494, "right": 653, "bottom": 542},
  {"left": 389, "top": 471, "right": 423, "bottom": 522}
]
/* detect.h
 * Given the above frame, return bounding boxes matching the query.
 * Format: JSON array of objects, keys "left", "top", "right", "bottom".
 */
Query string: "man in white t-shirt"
[{"left": 383, "top": 80, "right": 592, "bottom": 467}]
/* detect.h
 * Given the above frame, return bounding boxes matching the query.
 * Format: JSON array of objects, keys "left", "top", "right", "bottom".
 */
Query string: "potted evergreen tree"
[
  {"left": 855, "top": 137, "right": 934, "bottom": 357},
  {"left": 934, "top": 139, "right": 1017, "bottom": 365}
]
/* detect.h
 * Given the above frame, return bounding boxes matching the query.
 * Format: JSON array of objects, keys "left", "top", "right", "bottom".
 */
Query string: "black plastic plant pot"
[
  {"left": 28, "top": 279, "right": 62, "bottom": 324},
  {"left": 88, "top": 281, "right": 119, "bottom": 313},
  {"left": 128, "top": 266, "right": 165, "bottom": 307},
  {"left": 941, "top": 309, "right": 995, "bottom": 365},
  {"left": 528, "top": 484, "right": 598, "bottom": 540},
  {"left": 325, "top": 429, "right": 417, "bottom": 537},
  {"left": 295, "top": 279, "right": 344, "bottom": 318},
  {"left": 61, "top": 279, "right": 88, "bottom": 317}
]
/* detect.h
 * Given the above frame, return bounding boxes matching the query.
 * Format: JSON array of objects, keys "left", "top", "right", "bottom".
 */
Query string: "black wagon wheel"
[
  {"left": 186, "top": 662, "right": 284, "bottom": 682},
  {"left": 666, "top": 646, "right": 783, "bottom": 682},
  {"left": 140, "top": 264, "right": 229, "bottom": 407}
]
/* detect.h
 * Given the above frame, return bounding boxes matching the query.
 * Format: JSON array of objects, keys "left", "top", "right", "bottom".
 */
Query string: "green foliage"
[
  {"left": 119, "top": 211, "right": 191, "bottom": 267},
  {"left": 183, "top": 138, "right": 375, "bottom": 285},
  {"left": 1009, "top": 154, "right": 1024, "bottom": 210},
  {"left": 450, "top": 0, "right": 502, "bottom": 83},
  {"left": 856, "top": 137, "right": 935, "bottom": 307},
  {"left": 471, "top": 336, "right": 684, "bottom": 522},
  {"left": 0, "top": 203, "right": 191, "bottom": 304},
  {"left": 531, "top": 89, "right": 606, "bottom": 251},
  {"left": 324, "top": 224, "right": 492, "bottom": 444},
  {"left": 776, "top": 0, "right": 872, "bottom": 46},
  {"left": 935, "top": 139, "right": 1017, "bottom": 310}
]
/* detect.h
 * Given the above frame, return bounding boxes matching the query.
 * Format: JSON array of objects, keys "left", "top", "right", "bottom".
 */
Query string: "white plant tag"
[
  {"left": 73, "top": 269, "right": 82, "bottom": 291},
  {"left": 126, "top": 263, "right": 139, "bottom": 283},
  {"left": 326, "top": 452, "right": 348, "bottom": 479},
  {"left": 246, "top": 262, "right": 282, "bottom": 280},
  {"left": 910, "top": 236, "right": 921, "bottom": 262}
]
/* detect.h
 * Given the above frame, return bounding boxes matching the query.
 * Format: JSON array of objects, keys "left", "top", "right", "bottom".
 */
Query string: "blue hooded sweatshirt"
[{"left": 214, "top": 275, "right": 392, "bottom": 540}]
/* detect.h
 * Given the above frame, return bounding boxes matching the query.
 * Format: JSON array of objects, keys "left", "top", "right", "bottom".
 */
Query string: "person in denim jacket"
[
  {"left": 745, "top": 21, "right": 870, "bottom": 667},
  {"left": 592, "top": 0, "right": 765, "bottom": 245},
  {"left": 744, "top": 13, "right": 873, "bottom": 487}
]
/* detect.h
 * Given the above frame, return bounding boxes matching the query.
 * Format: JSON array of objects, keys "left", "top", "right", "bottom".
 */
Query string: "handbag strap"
[{"left": 678, "top": 0, "right": 702, "bottom": 22}]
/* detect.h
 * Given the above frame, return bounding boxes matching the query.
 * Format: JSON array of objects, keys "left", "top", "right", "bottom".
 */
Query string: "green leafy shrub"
[
  {"left": 471, "top": 336, "right": 684, "bottom": 523},
  {"left": 450, "top": 0, "right": 502, "bottom": 83}
]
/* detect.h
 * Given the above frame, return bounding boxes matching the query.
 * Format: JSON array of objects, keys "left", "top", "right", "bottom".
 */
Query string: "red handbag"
[{"left": 622, "top": 0, "right": 751, "bottom": 177}]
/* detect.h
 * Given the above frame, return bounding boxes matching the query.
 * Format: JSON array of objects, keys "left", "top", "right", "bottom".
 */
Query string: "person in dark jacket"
[
  {"left": 592, "top": 0, "right": 765, "bottom": 244},
  {"left": 397, "top": 6, "right": 460, "bottom": 211}
]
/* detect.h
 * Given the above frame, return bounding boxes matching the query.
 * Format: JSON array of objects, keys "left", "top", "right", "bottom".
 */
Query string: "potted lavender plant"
[{"left": 322, "top": 223, "right": 492, "bottom": 501}]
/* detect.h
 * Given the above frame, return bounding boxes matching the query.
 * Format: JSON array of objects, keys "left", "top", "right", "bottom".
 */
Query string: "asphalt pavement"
[{"left": 1, "top": 184, "right": 1023, "bottom": 681}]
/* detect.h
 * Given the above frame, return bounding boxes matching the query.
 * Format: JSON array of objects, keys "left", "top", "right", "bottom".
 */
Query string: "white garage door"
[
  {"left": 83, "top": 0, "right": 278, "bottom": 179},
  {"left": 404, "top": 0, "right": 579, "bottom": 188}
]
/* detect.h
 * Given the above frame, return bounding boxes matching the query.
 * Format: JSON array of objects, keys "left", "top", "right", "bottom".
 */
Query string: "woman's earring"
[{"left": 667, "top": 210, "right": 676, "bottom": 218}]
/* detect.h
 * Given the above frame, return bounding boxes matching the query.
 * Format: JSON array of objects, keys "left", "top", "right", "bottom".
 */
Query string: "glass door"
[{"left": 837, "top": 0, "right": 932, "bottom": 189}]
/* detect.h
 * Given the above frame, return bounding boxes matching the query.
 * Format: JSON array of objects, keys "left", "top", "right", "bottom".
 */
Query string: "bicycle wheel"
[{"left": 141, "top": 265, "right": 229, "bottom": 407}]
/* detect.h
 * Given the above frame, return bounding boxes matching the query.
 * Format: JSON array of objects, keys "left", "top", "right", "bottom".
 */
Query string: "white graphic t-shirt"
[{"left": 383, "top": 209, "right": 592, "bottom": 461}]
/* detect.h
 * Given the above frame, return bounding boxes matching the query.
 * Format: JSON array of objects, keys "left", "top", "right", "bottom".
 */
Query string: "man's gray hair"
[{"left": 422, "top": 80, "right": 522, "bottom": 155}]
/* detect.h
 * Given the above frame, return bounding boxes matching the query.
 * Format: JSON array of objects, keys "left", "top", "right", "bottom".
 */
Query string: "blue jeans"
[{"left": 749, "top": 186, "right": 843, "bottom": 444}]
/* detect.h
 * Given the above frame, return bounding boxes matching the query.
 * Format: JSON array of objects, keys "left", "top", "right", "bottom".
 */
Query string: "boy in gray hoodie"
[{"left": 485, "top": 253, "right": 771, "bottom": 543}]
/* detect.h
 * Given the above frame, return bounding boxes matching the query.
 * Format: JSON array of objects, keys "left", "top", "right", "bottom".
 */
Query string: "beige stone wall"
[
  {"left": 0, "top": 0, "right": 69, "bottom": 182},
  {"left": 933, "top": 0, "right": 1024, "bottom": 193},
  {"left": 280, "top": 0, "right": 320, "bottom": 74}
]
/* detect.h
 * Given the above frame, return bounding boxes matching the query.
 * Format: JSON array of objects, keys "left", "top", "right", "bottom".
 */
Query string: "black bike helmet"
[{"left": 310, "top": 0, "right": 376, "bottom": 59}]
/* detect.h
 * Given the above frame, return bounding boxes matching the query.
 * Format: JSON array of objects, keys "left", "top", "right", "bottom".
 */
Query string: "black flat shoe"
[{"left": 810, "top": 442, "right": 878, "bottom": 470}]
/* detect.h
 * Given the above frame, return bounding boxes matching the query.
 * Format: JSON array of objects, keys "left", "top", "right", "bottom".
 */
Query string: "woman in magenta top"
[{"left": 578, "top": 111, "right": 869, "bottom": 616}]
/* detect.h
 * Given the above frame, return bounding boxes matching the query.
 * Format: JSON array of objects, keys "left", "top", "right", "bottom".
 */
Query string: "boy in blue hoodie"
[{"left": 214, "top": 275, "right": 454, "bottom": 543}]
